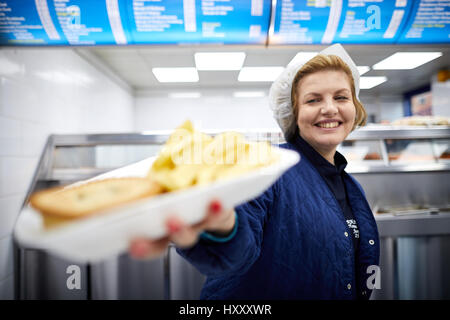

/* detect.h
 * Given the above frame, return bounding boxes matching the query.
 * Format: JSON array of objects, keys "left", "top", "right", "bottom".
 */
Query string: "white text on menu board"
[
  {"left": 279, "top": 0, "right": 321, "bottom": 43},
  {"left": 133, "top": 0, "right": 182, "bottom": 32},
  {"left": 405, "top": 0, "right": 450, "bottom": 39},
  {"left": 132, "top": 0, "right": 264, "bottom": 40},
  {"left": 200, "top": 0, "right": 264, "bottom": 39},
  {"left": 339, "top": 1, "right": 367, "bottom": 38},
  {"left": 54, "top": 0, "right": 102, "bottom": 44},
  {"left": 0, "top": 1, "right": 40, "bottom": 43},
  {"left": 201, "top": 0, "right": 234, "bottom": 38},
  {"left": 202, "top": 0, "right": 263, "bottom": 39}
]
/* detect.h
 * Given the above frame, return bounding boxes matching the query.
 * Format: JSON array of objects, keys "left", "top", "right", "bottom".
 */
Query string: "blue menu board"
[
  {"left": 397, "top": 0, "right": 450, "bottom": 44},
  {"left": 0, "top": 0, "right": 130, "bottom": 45},
  {"left": 45, "top": 0, "right": 127, "bottom": 45},
  {"left": 269, "top": 0, "right": 450, "bottom": 45},
  {"left": 123, "top": 0, "right": 271, "bottom": 44},
  {"left": 269, "top": 0, "right": 415, "bottom": 44},
  {"left": 0, "top": 0, "right": 63, "bottom": 45},
  {"left": 332, "top": 0, "right": 414, "bottom": 44},
  {"left": 0, "top": 0, "right": 271, "bottom": 45},
  {"left": 269, "top": 0, "right": 332, "bottom": 44},
  {"left": 1, "top": 0, "right": 449, "bottom": 46}
]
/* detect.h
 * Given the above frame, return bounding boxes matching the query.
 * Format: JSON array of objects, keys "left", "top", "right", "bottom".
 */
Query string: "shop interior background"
[{"left": 0, "top": 0, "right": 449, "bottom": 300}]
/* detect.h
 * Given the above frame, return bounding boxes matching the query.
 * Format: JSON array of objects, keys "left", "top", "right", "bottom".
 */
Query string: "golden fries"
[{"left": 148, "top": 120, "right": 279, "bottom": 191}]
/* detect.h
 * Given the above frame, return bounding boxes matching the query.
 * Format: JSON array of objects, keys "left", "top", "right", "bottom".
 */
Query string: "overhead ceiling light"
[
  {"left": 288, "top": 53, "right": 371, "bottom": 77},
  {"left": 372, "top": 52, "right": 442, "bottom": 70},
  {"left": 360, "top": 76, "right": 387, "bottom": 89},
  {"left": 168, "top": 92, "right": 201, "bottom": 99},
  {"left": 195, "top": 52, "right": 246, "bottom": 70},
  {"left": 287, "top": 52, "right": 318, "bottom": 67},
  {"left": 35, "top": 70, "right": 93, "bottom": 85},
  {"left": 152, "top": 67, "right": 199, "bottom": 82},
  {"left": 357, "top": 66, "right": 370, "bottom": 76},
  {"left": 233, "top": 91, "right": 266, "bottom": 98},
  {"left": 238, "top": 67, "right": 285, "bottom": 82}
]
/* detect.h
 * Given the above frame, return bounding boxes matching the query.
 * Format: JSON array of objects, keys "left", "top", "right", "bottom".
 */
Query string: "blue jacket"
[{"left": 177, "top": 141, "right": 380, "bottom": 300}]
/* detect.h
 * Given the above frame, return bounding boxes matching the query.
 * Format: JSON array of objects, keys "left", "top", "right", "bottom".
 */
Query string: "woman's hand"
[{"left": 129, "top": 200, "right": 235, "bottom": 259}]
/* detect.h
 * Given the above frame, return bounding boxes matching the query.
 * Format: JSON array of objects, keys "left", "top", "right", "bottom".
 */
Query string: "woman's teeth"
[{"left": 317, "top": 122, "right": 339, "bottom": 128}]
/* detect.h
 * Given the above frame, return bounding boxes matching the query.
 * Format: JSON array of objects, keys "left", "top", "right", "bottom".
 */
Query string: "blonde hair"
[{"left": 291, "top": 54, "right": 367, "bottom": 133}]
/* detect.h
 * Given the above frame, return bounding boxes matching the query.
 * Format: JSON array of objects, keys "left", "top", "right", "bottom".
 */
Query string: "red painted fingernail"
[
  {"left": 167, "top": 220, "right": 181, "bottom": 234},
  {"left": 210, "top": 200, "right": 222, "bottom": 214},
  {"left": 130, "top": 241, "right": 149, "bottom": 258}
]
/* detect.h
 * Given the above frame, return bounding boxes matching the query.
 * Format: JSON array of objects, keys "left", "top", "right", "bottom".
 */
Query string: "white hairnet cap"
[{"left": 269, "top": 43, "right": 360, "bottom": 141}]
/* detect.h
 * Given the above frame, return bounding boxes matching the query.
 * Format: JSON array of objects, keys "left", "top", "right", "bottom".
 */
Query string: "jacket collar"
[{"left": 289, "top": 127, "right": 348, "bottom": 177}]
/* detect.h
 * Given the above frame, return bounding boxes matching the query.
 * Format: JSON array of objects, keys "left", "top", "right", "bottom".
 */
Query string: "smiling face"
[{"left": 296, "top": 70, "right": 356, "bottom": 156}]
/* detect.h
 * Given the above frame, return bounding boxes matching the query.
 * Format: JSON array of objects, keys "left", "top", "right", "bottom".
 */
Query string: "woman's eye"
[
  {"left": 306, "top": 98, "right": 319, "bottom": 104},
  {"left": 335, "top": 96, "right": 349, "bottom": 100}
]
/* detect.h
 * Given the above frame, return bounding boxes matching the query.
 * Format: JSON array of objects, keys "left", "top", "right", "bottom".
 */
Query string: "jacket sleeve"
[{"left": 175, "top": 181, "right": 277, "bottom": 277}]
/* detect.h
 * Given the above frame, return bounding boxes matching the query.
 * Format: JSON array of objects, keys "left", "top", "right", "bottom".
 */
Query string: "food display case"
[
  {"left": 13, "top": 126, "right": 450, "bottom": 300},
  {"left": 343, "top": 125, "right": 450, "bottom": 300}
]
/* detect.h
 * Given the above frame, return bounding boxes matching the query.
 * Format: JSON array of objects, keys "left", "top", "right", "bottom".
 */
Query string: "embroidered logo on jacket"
[{"left": 346, "top": 219, "right": 360, "bottom": 238}]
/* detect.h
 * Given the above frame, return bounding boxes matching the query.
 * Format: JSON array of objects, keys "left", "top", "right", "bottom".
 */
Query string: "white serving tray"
[{"left": 14, "top": 147, "right": 300, "bottom": 264}]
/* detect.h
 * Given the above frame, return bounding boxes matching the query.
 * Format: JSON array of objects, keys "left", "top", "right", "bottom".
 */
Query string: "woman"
[{"left": 129, "top": 44, "right": 380, "bottom": 300}]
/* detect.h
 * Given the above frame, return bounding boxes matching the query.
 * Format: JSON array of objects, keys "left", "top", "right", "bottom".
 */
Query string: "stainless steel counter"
[{"left": 375, "top": 212, "right": 450, "bottom": 237}]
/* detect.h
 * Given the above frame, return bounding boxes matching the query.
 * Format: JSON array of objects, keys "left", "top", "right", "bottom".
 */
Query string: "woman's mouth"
[{"left": 314, "top": 121, "right": 342, "bottom": 129}]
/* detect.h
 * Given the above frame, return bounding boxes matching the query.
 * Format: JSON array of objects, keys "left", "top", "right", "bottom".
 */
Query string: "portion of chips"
[{"left": 148, "top": 120, "right": 280, "bottom": 191}]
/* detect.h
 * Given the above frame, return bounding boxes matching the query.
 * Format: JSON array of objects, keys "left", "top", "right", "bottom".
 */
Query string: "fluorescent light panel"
[
  {"left": 288, "top": 54, "right": 370, "bottom": 77},
  {"left": 233, "top": 91, "right": 266, "bottom": 98},
  {"left": 373, "top": 52, "right": 442, "bottom": 70},
  {"left": 169, "top": 92, "right": 201, "bottom": 99},
  {"left": 35, "top": 71, "right": 93, "bottom": 84},
  {"left": 287, "top": 52, "right": 318, "bottom": 67},
  {"left": 152, "top": 67, "right": 199, "bottom": 82},
  {"left": 357, "top": 66, "right": 370, "bottom": 76},
  {"left": 360, "top": 76, "right": 387, "bottom": 89},
  {"left": 238, "top": 67, "right": 285, "bottom": 82},
  {"left": 195, "top": 52, "right": 246, "bottom": 70}
]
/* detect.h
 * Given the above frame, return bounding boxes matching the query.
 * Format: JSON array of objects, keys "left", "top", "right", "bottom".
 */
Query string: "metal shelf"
[
  {"left": 375, "top": 212, "right": 450, "bottom": 237},
  {"left": 348, "top": 125, "right": 450, "bottom": 140},
  {"left": 346, "top": 162, "right": 450, "bottom": 174}
]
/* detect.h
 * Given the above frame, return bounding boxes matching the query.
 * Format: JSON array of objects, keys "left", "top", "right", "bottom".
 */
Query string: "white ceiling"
[{"left": 84, "top": 44, "right": 450, "bottom": 97}]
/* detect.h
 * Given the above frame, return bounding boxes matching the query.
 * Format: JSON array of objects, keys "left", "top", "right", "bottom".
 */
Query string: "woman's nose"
[{"left": 321, "top": 98, "right": 338, "bottom": 114}]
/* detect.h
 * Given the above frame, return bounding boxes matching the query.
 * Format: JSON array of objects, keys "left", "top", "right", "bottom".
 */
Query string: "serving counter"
[
  {"left": 344, "top": 125, "right": 450, "bottom": 299},
  {"left": 13, "top": 126, "right": 450, "bottom": 299}
]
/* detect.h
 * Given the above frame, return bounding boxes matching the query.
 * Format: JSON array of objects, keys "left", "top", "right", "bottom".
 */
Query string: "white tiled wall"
[
  {"left": 134, "top": 91, "right": 405, "bottom": 132},
  {"left": 0, "top": 48, "right": 134, "bottom": 299},
  {"left": 134, "top": 90, "right": 280, "bottom": 132},
  {"left": 360, "top": 95, "right": 404, "bottom": 123}
]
